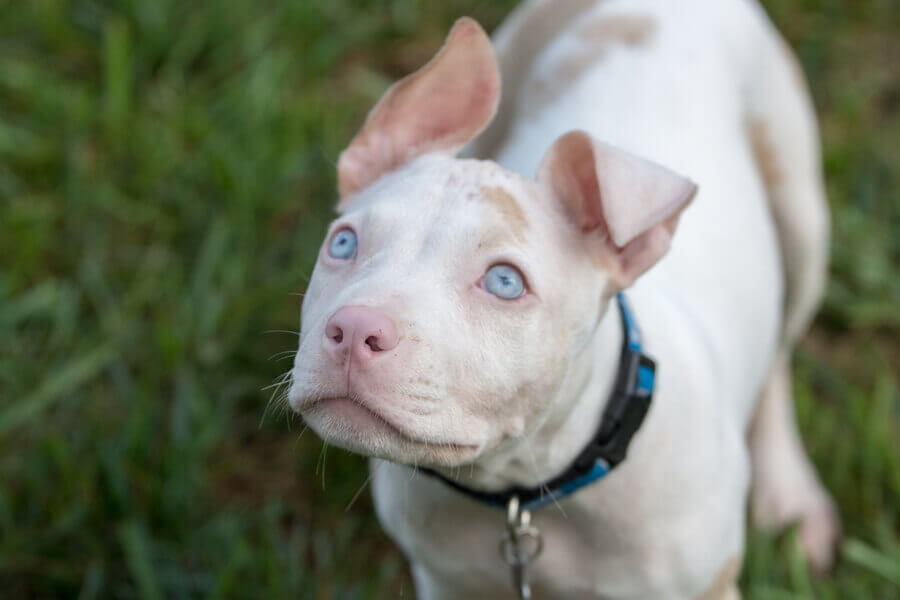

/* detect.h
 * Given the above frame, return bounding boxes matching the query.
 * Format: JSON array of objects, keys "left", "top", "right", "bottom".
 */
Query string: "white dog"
[{"left": 289, "top": 0, "right": 838, "bottom": 597}]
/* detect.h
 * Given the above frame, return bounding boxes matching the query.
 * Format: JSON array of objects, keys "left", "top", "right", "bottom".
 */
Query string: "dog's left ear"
[
  {"left": 337, "top": 17, "right": 500, "bottom": 205},
  {"left": 538, "top": 130, "right": 697, "bottom": 288}
]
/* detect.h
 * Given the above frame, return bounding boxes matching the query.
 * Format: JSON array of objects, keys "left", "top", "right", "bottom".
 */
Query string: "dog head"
[{"left": 288, "top": 18, "right": 695, "bottom": 468}]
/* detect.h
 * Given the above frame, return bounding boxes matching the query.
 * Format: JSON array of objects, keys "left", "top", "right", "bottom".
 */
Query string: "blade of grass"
[
  {"left": 842, "top": 538, "right": 900, "bottom": 587},
  {"left": 103, "top": 16, "right": 132, "bottom": 143},
  {"left": 117, "top": 520, "right": 163, "bottom": 600},
  {"left": 0, "top": 343, "right": 116, "bottom": 438}
]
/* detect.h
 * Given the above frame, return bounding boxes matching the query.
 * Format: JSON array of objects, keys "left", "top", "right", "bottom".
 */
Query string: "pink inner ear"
[
  {"left": 541, "top": 131, "right": 619, "bottom": 239},
  {"left": 551, "top": 134, "right": 606, "bottom": 232},
  {"left": 538, "top": 130, "right": 697, "bottom": 287},
  {"left": 337, "top": 18, "right": 501, "bottom": 203}
]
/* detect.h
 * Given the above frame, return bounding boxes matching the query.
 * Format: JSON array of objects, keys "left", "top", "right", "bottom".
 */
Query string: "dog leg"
[
  {"left": 702, "top": 586, "right": 740, "bottom": 600},
  {"left": 743, "top": 9, "right": 830, "bottom": 350},
  {"left": 748, "top": 353, "right": 840, "bottom": 573},
  {"left": 695, "top": 555, "right": 742, "bottom": 600},
  {"left": 742, "top": 7, "right": 839, "bottom": 575},
  {"left": 722, "top": 586, "right": 741, "bottom": 600}
]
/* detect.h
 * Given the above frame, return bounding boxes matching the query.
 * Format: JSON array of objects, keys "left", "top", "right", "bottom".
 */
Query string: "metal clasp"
[{"left": 499, "top": 496, "right": 543, "bottom": 599}]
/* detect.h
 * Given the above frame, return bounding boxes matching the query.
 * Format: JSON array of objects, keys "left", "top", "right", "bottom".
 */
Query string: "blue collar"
[{"left": 421, "top": 292, "right": 656, "bottom": 511}]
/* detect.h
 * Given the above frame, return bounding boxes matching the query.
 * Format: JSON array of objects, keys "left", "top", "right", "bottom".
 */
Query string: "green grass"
[{"left": 1, "top": 0, "right": 897, "bottom": 598}]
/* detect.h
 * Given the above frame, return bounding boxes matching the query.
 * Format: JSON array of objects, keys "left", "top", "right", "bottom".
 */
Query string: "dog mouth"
[{"left": 300, "top": 396, "right": 479, "bottom": 454}]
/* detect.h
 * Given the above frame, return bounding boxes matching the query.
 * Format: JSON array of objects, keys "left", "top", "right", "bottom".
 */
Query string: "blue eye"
[
  {"left": 328, "top": 228, "right": 357, "bottom": 260},
  {"left": 484, "top": 264, "right": 525, "bottom": 299}
]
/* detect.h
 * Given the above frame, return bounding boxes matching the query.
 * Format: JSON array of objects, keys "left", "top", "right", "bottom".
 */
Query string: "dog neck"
[{"left": 436, "top": 297, "right": 624, "bottom": 492}]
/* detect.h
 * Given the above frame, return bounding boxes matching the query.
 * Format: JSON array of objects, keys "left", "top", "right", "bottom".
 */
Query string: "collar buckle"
[{"left": 583, "top": 349, "right": 656, "bottom": 470}]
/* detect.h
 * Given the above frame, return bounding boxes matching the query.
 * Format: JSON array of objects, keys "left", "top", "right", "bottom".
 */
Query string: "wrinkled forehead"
[{"left": 339, "top": 155, "right": 549, "bottom": 246}]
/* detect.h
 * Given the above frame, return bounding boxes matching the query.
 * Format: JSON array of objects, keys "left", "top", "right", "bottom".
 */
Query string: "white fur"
[{"left": 289, "top": 0, "right": 836, "bottom": 597}]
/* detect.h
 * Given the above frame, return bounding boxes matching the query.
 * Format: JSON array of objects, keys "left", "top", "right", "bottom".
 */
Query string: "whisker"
[
  {"left": 261, "top": 371, "right": 292, "bottom": 392},
  {"left": 290, "top": 424, "right": 310, "bottom": 451},
  {"left": 259, "top": 369, "right": 293, "bottom": 428},
  {"left": 344, "top": 472, "right": 373, "bottom": 512},
  {"left": 523, "top": 429, "right": 568, "bottom": 517},
  {"left": 345, "top": 461, "right": 384, "bottom": 512},
  {"left": 317, "top": 442, "right": 330, "bottom": 490},
  {"left": 267, "top": 349, "right": 298, "bottom": 361},
  {"left": 276, "top": 388, "right": 295, "bottom": 430},
  {"left": 261, "top": 329, "right": 301, "bottom": 337}
]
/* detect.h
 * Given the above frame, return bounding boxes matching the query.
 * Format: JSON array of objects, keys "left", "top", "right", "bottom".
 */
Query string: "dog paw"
[
  {"left": 797, "top": 498, "right": 841, "bottom": 574},
  {"left": 752, "top": 481, "right": 840, "bottom": 574}
]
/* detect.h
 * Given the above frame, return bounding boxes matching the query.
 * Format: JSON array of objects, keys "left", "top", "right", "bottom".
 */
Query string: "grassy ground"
[{"left": 1, "top": 0, "right": 897, "bottom": 598}]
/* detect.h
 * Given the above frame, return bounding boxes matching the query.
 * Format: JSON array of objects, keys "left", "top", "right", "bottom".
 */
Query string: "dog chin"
[{"left": 299, "top": 397, "right": 481, "bottom": 467}]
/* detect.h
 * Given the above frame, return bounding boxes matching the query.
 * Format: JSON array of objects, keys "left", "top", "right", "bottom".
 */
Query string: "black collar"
[{"left": 420, "top": 293, "right": 656, "bottom": 511}]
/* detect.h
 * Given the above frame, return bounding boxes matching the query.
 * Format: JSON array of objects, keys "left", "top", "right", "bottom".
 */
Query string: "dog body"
[{"left": 290, "top": 0, "right": 835, "bottom": 597}]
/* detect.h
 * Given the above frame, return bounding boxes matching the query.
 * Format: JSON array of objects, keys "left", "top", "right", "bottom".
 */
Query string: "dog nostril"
[
  {"left": 365, "top": 335, "right": 382, "bottom": 352},
  {"left": 331, "top": 328, "right": 344, "bottom": 344}
]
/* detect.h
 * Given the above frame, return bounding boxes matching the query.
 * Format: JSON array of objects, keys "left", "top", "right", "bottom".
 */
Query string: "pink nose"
[{"left": 323, "top": 305, "right": 400, "bottom": 365}]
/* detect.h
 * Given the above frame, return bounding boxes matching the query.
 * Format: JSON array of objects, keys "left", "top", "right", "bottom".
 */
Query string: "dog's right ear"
[{"left": 337, "top": 18, "right": 500, "bottom": 206}]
